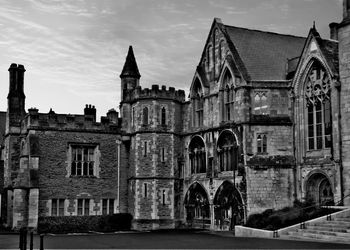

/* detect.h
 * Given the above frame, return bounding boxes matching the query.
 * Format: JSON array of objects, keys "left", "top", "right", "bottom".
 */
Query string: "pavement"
[{"left": 0, "top": 229, "right": 350, "bottom": 249}]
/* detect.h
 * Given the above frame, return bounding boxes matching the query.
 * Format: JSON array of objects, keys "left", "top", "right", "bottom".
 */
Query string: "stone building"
[{"left": 1, "top": 0, "right": 350, "bottom": 231}]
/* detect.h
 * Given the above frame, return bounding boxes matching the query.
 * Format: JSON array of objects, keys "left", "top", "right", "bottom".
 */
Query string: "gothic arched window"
[
  {"left": 189, "top": 136, "right": 206, "bottom": 174},
  {"left": 217, "top": 131, "right": 238, "bottom": 172},
  {"left": 305, "top": 64, "right": 332, "bottom": 150},
  {"left": 143, "top": 107, "right": 149, "bottom": 125},
  {"left": 208, "top": 45, "right": 213, "bottom": 69},
  {"left": 219, "top": 40, "right": 225, "bottom": 63},
  {"left": 192, "top": 79, "right": 204, "bottom": 127},
  {"left": 223, "top": 71, "right": 234, "bottom": 121}
]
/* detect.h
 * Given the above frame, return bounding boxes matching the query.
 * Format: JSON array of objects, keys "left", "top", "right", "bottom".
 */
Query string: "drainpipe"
[
  {"left": 291, "top": 91, "right": 298, "bottom": 203},
  {"left": 116, "top": 140, "right": 122, "bottom": 212},
  {"left": 336, "top": 82, "right": 344, "bottom": 204}
]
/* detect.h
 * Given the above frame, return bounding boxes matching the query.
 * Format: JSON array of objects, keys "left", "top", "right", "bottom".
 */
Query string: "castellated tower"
[
  {"left": 339, "top": 0, "right": 350, "bottom": 205},
  {"left": 119, "top": 47, "right": 186, "bottom": 230}
]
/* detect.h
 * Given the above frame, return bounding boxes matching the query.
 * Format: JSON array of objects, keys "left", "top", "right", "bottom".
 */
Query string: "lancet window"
[{"left": 223, "top": 71, "right": 234, "bottom": 121}]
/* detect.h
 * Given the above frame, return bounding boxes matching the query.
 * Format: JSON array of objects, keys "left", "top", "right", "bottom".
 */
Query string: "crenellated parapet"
[
  {"left": 23, "top": 106, "right": 121, "bottom": 133},
  {"left": 122, "top": 84, "right": 186, "bottom": 103}
]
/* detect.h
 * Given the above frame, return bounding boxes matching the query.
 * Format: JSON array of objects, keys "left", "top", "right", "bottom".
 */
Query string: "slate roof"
[
  {"left": 0, "top": 112, "right": 6, "bottom": 146},
  {"left": 120, "top": 45, "right": 141, "bottom": 78},
  {"left": 224, "top": 25, "right": 306, "bottom": 81},
  {"left": 314, "top": 36, "right": 339, "bottom": 76}
]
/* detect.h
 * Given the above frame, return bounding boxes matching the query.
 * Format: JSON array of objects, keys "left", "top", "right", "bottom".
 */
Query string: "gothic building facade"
[{"left": 1, "top": 0, "right": 350, "bottom": 231}]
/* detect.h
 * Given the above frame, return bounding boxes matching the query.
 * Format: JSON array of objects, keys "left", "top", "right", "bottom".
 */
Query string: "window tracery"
[{"left": 305, "top": 64, "right": 332, "bottom": 150}]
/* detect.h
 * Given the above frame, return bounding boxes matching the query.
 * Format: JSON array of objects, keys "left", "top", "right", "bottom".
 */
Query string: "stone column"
[
  {"left": 27, "top": 188, "right": 39, "bottom": 228},
  {"left": 210, "top": 203, "right": 215, "bottom": 230}
]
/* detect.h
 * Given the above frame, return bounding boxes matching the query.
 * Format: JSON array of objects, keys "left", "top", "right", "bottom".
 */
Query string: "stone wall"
[
  {"left": 339, "top": 16, "right": 350, "bottom": 205},
  {"left": 31, "top": 130, "right": 124, "bottom": 218},
  {"left": 246, "top": 166, "right": 294, "bottom": 214}
]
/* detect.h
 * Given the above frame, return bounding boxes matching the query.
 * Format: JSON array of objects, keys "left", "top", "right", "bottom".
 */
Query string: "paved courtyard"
[{"left": 0, "top": 230, "right": 349, "bottom": 249}]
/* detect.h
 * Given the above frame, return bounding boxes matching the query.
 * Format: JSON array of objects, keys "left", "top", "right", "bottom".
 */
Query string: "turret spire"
[{"left": 120, "top": 46, "right": 140, "bottom": 79}]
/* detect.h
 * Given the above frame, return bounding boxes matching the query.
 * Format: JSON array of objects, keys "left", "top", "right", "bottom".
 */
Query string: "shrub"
[
  {"left": 245, "top": 201, "right": 338, "bottom": 231},
  {"left": 38, "top": 213, "right": 133, "bottom": 234}
]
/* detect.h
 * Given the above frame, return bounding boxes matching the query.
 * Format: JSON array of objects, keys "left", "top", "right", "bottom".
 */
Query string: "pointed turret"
[
  {"left": 120, "top": 46, "right": 141, "bottom": 101},
  {"left": 120, "top": 46, "right": 140, "bottom": 79}
]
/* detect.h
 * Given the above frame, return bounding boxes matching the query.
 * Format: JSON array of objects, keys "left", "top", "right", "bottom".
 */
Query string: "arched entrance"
[
  {"left": 213, "top": 181, "right": 244, "bottom": 231},
  {"left": 184, "top": 183, "right": 210, "bottom": 228},
  {"left": 306, "top": 173, "right": 334, "bottom": 205}
]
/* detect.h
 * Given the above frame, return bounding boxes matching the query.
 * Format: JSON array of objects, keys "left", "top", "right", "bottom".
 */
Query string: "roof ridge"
[{"left": 224, "top": 24, "right": 306, "bottom": 40}]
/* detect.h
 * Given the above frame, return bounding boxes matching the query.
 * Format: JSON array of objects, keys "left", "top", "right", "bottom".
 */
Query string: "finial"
[{"left": 313, "top": 21, "right": 316, "bottom": 29}]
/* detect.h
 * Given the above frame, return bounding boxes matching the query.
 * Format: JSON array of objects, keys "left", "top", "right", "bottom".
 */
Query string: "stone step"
[
  {"left": 307, "top": 225, "right": 350, "bottom": 233},
  {"left": 334, "top": 217, "right": 350, "bottom": 222},
  {"left": 287, "top": 230, "right": 350, "bottom": 242},
  {"left": 280, "top": 234, "right": 350, "bottom": 244},
  {"left": 310, "top": 221, "right": 350, "bottom": 229},
  {"left": 311, "top": 220, "right": 350, "bottom": 227},
  {"left": 295, "top": 228, "right": 350, "bottom": 238}
]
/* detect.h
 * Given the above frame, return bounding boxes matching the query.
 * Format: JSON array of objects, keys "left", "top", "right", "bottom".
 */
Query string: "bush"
[
  {"left": 38, "top": 213, "right": 133, "bottom": 234},
  {"left": 245, "top": 201, "right": 338, "bottom": 231}
]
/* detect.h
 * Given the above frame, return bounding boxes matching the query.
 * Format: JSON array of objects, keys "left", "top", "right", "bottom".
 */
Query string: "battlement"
[
  {"left": 122, "top": 84, "right": 186, "bottom": 103},
  {"left": 24, "top": 105, "right": 121, "bottom": 133}
]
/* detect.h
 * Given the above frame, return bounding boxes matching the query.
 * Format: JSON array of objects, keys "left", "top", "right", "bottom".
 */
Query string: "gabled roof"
[
  {"left": 0, "top": 112, "right": 6, "bottom": 146},
  {"left": 224, "top": 25, "right": 306, "bottom": 81},
  {"left": 120, "top": 46, "right": 141, "bottom": 79}
]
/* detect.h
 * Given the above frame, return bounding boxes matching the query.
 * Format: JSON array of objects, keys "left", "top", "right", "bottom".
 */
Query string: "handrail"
[{"left": 281, "top": 192, "right": 350, "bottom": 217}]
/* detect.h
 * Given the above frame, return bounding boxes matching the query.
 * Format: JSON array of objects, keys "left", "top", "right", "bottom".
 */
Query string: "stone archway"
[
  {"left": 306, "top": 173, "right": 334, "bottom": 205},
  {"left": 184, "top": 183, "right": 210, "bottom": 228},
  {"left": 213, "top": 181, "right": 244, "bottom": 231}
]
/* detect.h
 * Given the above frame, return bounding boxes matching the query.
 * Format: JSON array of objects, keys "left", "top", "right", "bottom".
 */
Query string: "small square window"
[{"left": 257, "top": 134, "right": 267, "bottom": 154}]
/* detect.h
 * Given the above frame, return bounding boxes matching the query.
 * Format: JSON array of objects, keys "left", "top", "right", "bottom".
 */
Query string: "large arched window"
[
  {"left": 189, "top": 136, "right": 206, "bottom": 174},
  {"left": 217, "top": 131, "right": 238, "bottom": 172},
  {"left": 305, "top": 63, "right": 331, "bottom": 150},
  {"left": 223, "top": 71, "right": 234, "bottom": 121}
]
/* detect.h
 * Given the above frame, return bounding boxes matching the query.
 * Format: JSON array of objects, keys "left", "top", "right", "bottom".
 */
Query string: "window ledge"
[{"left": 69, "top": 175, "right": 97, "bottom": 179}]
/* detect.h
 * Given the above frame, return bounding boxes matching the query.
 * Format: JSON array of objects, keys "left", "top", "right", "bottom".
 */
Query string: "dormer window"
[{"left": 254, "top": 92, "right": 268, "bottom": 115}]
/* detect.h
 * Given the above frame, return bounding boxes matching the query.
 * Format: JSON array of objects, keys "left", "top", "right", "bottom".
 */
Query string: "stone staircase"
[{"left": 281, "top": 215, "right": 350, "bottom": 244}]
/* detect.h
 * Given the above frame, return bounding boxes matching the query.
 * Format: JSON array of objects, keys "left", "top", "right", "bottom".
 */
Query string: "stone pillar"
[
  {"left": 12, "top": 189, "right": 27, "bottom": 228},
  {"left": 27, "top": 189, "right": 39, "bottom": 228},
  {"left": 210, "top": 203, "right": 215, "bottom": 230},
  {"left": 6, "top": 190, "right": 13, "bottom": 227}
]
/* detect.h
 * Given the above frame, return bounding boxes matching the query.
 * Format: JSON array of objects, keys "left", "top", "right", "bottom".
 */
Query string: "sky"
[{"left": 0, "top": 0, "right": 343, "bottom": 119}]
